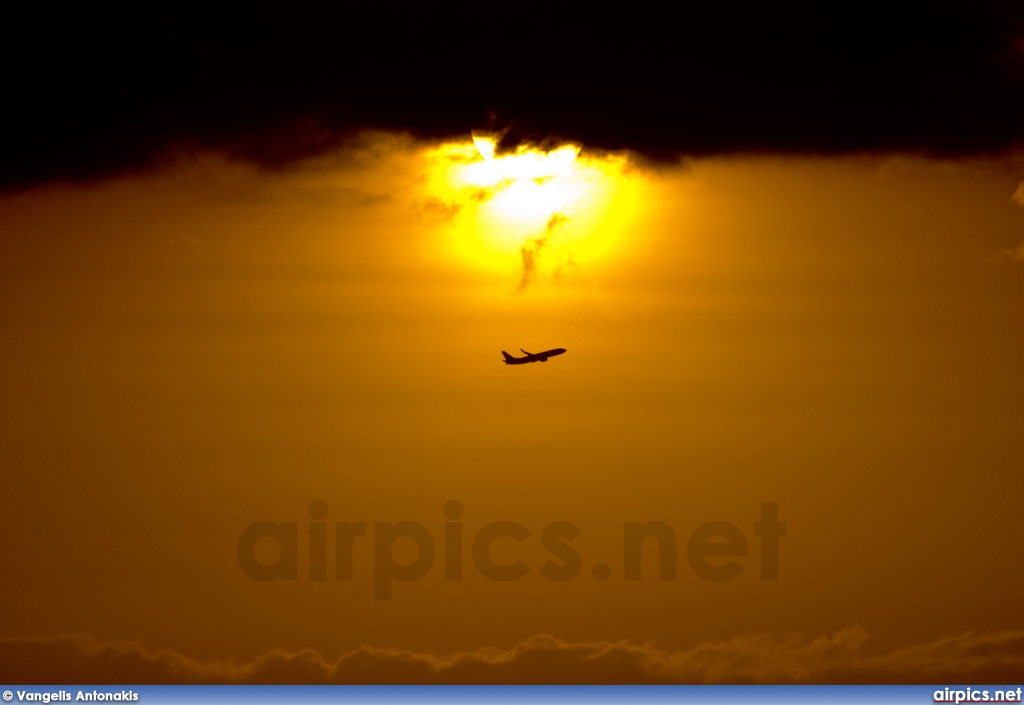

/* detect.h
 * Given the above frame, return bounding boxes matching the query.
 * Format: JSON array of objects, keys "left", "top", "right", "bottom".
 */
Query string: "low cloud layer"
[{"left": 4, "top": 628, "right": 1023, "bottom": 684}]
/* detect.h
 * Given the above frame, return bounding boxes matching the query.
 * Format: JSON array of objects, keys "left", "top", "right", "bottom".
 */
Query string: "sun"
[
  {"left": 470, "top": 132, "right": 582, "bottom": 180},
  {"left": 424, "top": 135, "right": 641, "bottom": 285}
]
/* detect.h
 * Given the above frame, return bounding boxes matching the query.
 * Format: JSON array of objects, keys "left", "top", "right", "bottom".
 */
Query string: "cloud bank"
[
  {"left": 3, "top": 628, "right": 1023, "bottom": 684},
  {"left": 4, "top": 5, "right": 1024, "bottom": 190}
]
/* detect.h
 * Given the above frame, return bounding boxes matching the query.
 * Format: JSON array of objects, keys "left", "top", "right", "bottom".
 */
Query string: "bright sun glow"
[
  {"left": 424, "top": 137, "right": 641, "bottom": 287},
  {"left": 471, "top": 134, "right": 581, "bottom": 180}
]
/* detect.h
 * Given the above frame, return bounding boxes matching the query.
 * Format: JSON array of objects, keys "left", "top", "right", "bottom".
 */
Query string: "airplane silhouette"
[{"left": 501, "top": 348, "right": 567, "bottom": 365}]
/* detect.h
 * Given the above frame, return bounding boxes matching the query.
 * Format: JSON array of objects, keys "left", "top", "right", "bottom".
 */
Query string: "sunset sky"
[{"left": 2, "top": 4, "right": 1024, "bottom": 684}]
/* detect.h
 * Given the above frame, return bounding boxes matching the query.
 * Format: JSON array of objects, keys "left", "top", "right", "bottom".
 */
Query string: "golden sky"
[{"left": 1, "top": 134, "right": 1023, "bottom": 683}]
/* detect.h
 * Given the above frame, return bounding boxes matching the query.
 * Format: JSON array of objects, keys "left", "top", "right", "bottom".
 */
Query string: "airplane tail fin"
[{"left": 501, "top": 351, "right": 515, "bottom": 364}]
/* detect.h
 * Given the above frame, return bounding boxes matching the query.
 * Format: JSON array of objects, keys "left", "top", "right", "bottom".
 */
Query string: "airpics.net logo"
[
  {"left": 237, "top": 501, "right": 786, "bottom": 600},
  {"left": 933, "top": 687, "right": 1024, "bottom": 702}
]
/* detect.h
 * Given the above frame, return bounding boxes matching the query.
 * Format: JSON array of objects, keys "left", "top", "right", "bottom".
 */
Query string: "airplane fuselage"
[{"left": 502, "top": 348, "right": 567, "bottom": 365}]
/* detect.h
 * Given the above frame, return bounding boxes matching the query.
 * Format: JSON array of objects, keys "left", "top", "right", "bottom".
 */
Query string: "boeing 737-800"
[{"left": 501, "top": 348, "right": 567, "bottom": 364}]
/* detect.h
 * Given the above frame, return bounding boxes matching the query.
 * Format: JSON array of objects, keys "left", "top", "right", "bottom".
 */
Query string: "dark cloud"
[
  {"left": 4, "top": 3, "right": 1024, "bottom": 191},
  {"left": 3, "top": 628, "right": 1024, "bottom": 684}
]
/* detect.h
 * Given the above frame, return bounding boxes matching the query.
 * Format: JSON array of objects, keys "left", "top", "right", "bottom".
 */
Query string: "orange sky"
[{"left": 1, "top": 135, "right": 1023, "bottom": 682}]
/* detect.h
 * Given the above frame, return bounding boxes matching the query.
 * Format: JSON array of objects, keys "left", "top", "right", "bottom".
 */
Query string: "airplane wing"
[{"left": 520, "top": 348, "right": 534, "bottom": 355}]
